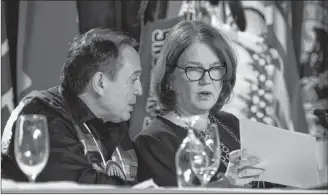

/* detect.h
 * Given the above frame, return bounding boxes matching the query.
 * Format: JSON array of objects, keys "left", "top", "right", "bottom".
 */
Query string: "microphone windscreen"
[{"left": 313, "top": 109, "right": 326, "bottom": 116}]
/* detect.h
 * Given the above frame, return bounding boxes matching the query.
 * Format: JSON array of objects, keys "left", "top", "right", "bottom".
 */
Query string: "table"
[{"left": 2, "top": 179, "right": 327, "bottom": 194}]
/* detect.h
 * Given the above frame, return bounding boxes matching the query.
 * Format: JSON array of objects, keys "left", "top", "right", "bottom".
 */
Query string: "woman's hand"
[{"left": 225, "top": 149, "right": 265, "bottom": 187}]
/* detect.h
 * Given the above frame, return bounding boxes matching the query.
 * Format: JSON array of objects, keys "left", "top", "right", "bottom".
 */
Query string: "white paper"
[
  {"left": 132, "top": 179, "right": 161, "bottom": 189},
  {"left": 316, "top": 139, "right": 328, "bottom": 170},
  {"left": 240, "top": 118, "right": 320, "bottom": 188}
]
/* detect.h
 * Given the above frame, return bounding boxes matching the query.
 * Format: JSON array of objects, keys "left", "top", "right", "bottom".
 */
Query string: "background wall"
[{"left": 1, "top": 1, "right": 327, "bottom": 139}]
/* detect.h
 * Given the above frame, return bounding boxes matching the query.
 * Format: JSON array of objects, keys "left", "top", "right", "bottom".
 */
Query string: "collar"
[
  {"left": 59, "top": 85, "right": 128, "bottom": 140},
  {"left": 59, "top": 85, "right": 100, "bottom": 124}
]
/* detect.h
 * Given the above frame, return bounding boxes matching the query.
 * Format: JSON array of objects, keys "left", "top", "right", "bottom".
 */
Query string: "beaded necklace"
[{"left": 173, "top": 109, "right": 214, "bottom": 142}]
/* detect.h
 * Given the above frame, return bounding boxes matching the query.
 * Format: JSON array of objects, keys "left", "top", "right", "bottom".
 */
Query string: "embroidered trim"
[{"left": 209, "top": 115, "right": 240, "bottom": 144}]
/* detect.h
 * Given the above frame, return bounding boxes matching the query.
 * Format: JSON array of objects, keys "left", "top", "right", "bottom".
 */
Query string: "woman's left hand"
[{"left": 225, "top": 149, "right": 265, "bottom": 187}]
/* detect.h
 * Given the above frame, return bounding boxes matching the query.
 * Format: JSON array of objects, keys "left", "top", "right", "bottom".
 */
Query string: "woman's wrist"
[
  {"left": 207, "top": 173, "right": 239, "bottom": 188},
  {"left": 221, "top": 174, "right": 245, "bottom": 188}
]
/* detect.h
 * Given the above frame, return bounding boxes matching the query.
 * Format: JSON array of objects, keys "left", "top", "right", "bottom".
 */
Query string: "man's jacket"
[{"left": 1, "top": 86, "right": 138, "bottom": 185}]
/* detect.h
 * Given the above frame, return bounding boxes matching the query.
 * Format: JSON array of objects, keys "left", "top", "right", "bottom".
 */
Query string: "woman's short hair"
[{"left": 151, "top": 20, "right": 237, "bottom": 114}]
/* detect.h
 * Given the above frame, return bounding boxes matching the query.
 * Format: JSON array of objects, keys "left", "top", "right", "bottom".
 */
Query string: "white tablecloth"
[{"left": 2, "top": 179, "right": 327, "bottom": 194}]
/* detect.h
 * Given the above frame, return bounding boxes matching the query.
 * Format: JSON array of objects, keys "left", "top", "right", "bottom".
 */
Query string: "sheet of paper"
[
  {"left": 132, "top": 179, "right": 161, "bottom": 189},
  {"left": 316, "top": 140, "right": 328, "bottom": 170},
  {"left": 240, "top": 118, "right": 320, "bottom": 188}
]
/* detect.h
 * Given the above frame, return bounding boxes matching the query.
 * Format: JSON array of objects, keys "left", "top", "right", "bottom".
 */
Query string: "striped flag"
[
  {"left": 298, "top": 1, "right": 328, "bottom": 137},
  {"left": 16, "top": 1, "right": 79, "bottom": 100},
  {"left": 265, "top": 1, "right": 309, "bottom": 133},
  {"left": 1, "top": 2, "right": 15, "bottom": 132}
]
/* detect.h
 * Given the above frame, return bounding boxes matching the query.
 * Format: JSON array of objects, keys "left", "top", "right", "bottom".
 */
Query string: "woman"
[{"left": 133, "top": 20, "right": 284, "bottom": 188}]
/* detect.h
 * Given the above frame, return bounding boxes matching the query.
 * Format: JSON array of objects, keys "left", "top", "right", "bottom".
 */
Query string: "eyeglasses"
[{"left": 176, "top": 65, "right": 227, "bottom": 81}]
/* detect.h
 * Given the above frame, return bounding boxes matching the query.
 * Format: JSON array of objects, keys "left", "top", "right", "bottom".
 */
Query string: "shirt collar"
[
  {"left": 59, "top": 85, "right": 128, "bottom": 136},
  {"left": 59, "top": 85, "right": 100, "bottom": 124}
]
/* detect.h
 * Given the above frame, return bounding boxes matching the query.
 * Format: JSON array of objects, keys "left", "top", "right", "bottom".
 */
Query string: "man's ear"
[{"left": 91, "top": 72, "right": 105, "bottom": 96}]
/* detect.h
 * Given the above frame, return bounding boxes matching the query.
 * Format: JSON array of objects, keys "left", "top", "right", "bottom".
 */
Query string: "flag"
[
  {"left": 1, "top": 2, "right": 15, "bottom": 132},
  {"left": 265, "top": 1, "right": 309, "bottom": 133},
  {"left": 267, "top": 1, "right": 308, "bottom": 133},
  {"left": 16, "top": 1, "right": 79, "bottom": 100},
  {"left": 298, "top": 1, "right": 328, "bottom": 136}
]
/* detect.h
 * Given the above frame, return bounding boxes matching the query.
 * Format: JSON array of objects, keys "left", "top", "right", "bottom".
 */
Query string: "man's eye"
[{"left": 132, "top": 78, "right": 139, "bottom": 82}]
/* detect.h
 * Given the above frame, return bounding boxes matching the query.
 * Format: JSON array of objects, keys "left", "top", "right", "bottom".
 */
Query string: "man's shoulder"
[
  {"left": 21, "top": 86, "right": 74, "bottom": 121},
  {"left": 2, "top": 86, "right": 76, "bottom": 154}
]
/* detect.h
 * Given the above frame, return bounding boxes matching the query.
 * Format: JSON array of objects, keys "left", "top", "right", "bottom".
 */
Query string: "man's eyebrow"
[
  {"left": 133, "top": 70, "right": 142, "bottom": 75},
  {"left": 130, "top": 70, "right": 142, "bottom": 78}
]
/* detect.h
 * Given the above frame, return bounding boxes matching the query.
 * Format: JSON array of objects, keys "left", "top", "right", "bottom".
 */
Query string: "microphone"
[
  {"left": 313, "top": 109, "right": 328, "bottom": 131},
  {"left": 208, "top": 0, "right": 220, "bottom": 6},
  {"left": 313, "top": 109, "right": 328, "bottom": 117}
]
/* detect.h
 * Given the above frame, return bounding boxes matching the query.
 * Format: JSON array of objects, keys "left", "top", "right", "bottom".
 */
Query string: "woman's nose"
[{"left": 200, "top": 71, "right": 211, "bottom": 84}]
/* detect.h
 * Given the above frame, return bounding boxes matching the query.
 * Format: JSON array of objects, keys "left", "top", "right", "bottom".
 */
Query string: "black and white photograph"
[{"left": 1, "top": 0, "right": 327, "bottom": 193}]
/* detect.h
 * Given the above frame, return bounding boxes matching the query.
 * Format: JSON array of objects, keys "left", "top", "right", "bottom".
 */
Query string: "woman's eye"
[{"left": 188, "top": 67, "right": 202, "bottom": 72}]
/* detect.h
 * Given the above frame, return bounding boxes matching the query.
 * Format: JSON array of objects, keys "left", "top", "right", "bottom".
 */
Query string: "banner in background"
[
  {"left": 1, "top": 2, "right": 15, "bottom": 131},
  {"left": 16, "top": 1, "right": 79, "bottom": 100},
  {"left": 77, "top": 1, "right": 168, "bottom": 42},
  {"left": 129, "top": 17, "right": 182, "bottom": 138},
  {"left": 299, "top": 1, "right": 328, "bottom": 136}
]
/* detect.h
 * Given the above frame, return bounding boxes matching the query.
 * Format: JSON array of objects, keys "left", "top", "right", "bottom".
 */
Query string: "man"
[{"left": 1, "top": 28, "right": 143, "bottom": 185}]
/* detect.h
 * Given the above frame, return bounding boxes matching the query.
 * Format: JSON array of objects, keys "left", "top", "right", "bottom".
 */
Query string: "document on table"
[{"left": 240, "top": 119, "right": 320, "bottom": 188}]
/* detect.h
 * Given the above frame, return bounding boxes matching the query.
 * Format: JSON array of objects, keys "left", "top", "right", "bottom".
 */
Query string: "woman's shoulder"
[
  {"left": 134, "top": 116, "right": 182, "bottom": 141},
  {"left": 214, "top": 111, "right": 239, "bottom": 126},
  {"left": 212, "top": 110, "right": 240, "bottom": 134},
  {"left": 212, "top": 111, "right": 241, "bottom": 150},
  {"left": 133, "top": 116, "right": 186, "bottom": 154},
  {"left": 137, "top": 117, "right": 166, "bottom": 135},
  {"left": 215, "top": 111, "right": 239, "bottom": 125}
]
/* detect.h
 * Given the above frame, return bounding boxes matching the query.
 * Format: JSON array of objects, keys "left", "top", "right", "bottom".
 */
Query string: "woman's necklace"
[
  {"left": 173, "top": 109, "right": 212, "bottom": 141},
  {"left": 173, "top": 109, "right": 210, "bottom": 126}
]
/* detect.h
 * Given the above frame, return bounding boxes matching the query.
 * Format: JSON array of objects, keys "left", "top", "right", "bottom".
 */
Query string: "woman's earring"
[{"left": 169, "top": 85, "right": 173, "bottom": 91}]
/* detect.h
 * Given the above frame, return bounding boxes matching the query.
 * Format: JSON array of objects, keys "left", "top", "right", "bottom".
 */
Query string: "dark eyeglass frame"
[{"left": 175, "top": 65, "right": 227, "bottom": 81}]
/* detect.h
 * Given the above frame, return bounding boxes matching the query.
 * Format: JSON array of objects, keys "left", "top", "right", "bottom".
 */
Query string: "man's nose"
[{"left": 134, "top": 80, "right": 143, "bottom": 96}]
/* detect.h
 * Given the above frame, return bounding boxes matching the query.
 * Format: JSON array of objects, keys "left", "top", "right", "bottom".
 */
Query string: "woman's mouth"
[{"left": 197, "top": 91, "right": 213, "bottom": 99}]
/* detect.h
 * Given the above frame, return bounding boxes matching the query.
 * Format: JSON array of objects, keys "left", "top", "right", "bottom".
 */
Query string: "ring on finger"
[
  {"left": 238, "top": 171, "right": 243, "bottom": 178},
  {"left": 230, "top": 156, "right": 240, "bottom": 164}
]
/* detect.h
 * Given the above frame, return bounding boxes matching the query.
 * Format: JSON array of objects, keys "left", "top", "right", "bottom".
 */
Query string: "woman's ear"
[{"left": 167, "top": 74, "right": 176, "bottom": 90}]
